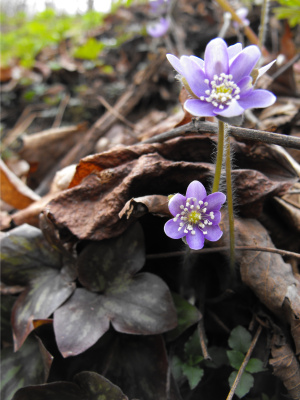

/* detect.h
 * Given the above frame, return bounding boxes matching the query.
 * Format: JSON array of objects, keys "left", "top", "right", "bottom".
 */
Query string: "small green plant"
[
  {"left": 273, "top": 0, "right": 300, "bottom": 27},
  {"left": 227, "top": 326, "right": 266, "bottom": 398}
]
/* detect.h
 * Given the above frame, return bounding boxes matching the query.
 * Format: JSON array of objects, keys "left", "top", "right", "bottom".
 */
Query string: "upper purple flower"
[
  {"left": 147, "top": 17, "right": 170, "bottom": 38},
  {"left": 164, "top": 181, "right": 226, "bottom": 250},
  {"left": 166, "top": 38, "right": 276, "bottom": 120},
  {"left": 233, "top": 7, "right": 250, "bottom": 29}
]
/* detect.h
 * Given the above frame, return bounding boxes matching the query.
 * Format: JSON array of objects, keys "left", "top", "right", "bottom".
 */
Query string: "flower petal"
[
  {"left": 209, "top": 210, "right": 221, "bottom": 224},
  {"left": 204, "top": 38, "right": 229, "bottom": 81},
  {"left": 237, "top": 75, "right": 253, "bottom": 94},
  {"left": 238, "top": 89, "right": 276, "bottom": 109},
  {"left": 214, "top": 99, "right": 245, "bottom": 117},
  {"left": 181, "top": 57, "right": 208, "bottom": 97},
  {"left": 227, "top": 43, "right": 243, "bottom": 61},
  {"left": 164, "top": 219, "right": 186, "bottom": 239},
  {"left": 204, "top": 192, "right": 226, "bottom": 212},
  {"left": 257, "top": 59, "right": 276, "bottom": 80},
  {"left": 184, "top": 99, "right": 215, "bottom": 117},
  {"left": 168, "top": 193, "right": 186, "bottom": 216},
  {"left": 147, "top": 18, "right": 169, "bottom": 38},
  {"left": 186, "top": 228, "right": 204, "bottom": 250},
  {"left": 186, "top": 180, "right": 207, "bottom": 201},
  {"left": 166, "top": 54, "right": 184, "bottom": 75},
  {"left": 204, "top": 225, "right": 223, "bottom": 242},
  {"left": 190, "top": 55, "right": 204, "bottom": 69},
  {"left": 229, "top": 45, "right": 261, "bottom": 83}
]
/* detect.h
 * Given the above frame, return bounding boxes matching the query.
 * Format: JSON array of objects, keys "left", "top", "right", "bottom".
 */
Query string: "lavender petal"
[
  {"left": 204, "top": 225, "right": 223, "bottom": 242},
  {"left": 168, "top": 193, "right": 186, "bottom": 216},
  {"left": 204, "top": 192, "right": 226, "bottom": 212},
  {"left": 215, "top": 99, "right": 245, "bottom": 117},
  {"left": 164, "top": 219, "right": 186, "bottom": 239},
  {"left": 181, "top": 57, "right": 208, "bottom": 97},
  {"left": 238, "top": 89, "right": 276, "bottom": 109},
  {"left": 227, "top": 43, "right": 243, "bottom": 62},
  {"left": 186, "top": 229, "right": 205, "bottom": 250},
  {"left": 166, "top": 54, "right": 184, "bottom": 75},
  {"left": 184, "top": 99, "right": 215, "bottom": 117},
  {"left": 186, "top": 180, "right": 207, "bottom": 201},
  {"left": 229, "top": 45, "right": 261, "bottom": 83},
  {"left": 204, "top": 38, "right": 229, "bottom": 81}
]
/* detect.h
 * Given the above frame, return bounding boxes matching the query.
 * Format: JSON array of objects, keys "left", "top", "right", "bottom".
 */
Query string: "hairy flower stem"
[
  {"left": 258, "top": 0, "right": 270, "bottom": 53},
  {"left": 212, "top": 120, "right": 225, "bottom": 193},
  {"left": 225, "top": 131, "right": 235, "bottom": 270}
]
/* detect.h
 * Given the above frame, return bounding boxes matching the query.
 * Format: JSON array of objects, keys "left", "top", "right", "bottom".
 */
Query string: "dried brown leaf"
[
  {"left": 0, "top": 159, "right": 40, "bottom": 209},
  {"left": 269, "top": 331, "right": 300, "bottom": 399},
  {"left": 119, "top": 195, "right": 169, "bottom": 220},
  {"left": 223, "top": 218, "right": 300, "bottom": 352}
]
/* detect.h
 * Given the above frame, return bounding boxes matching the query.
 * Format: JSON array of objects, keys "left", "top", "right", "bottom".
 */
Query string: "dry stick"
[
  {"left": 146, "top": 246, "right": 300, "bottom": 260},
  {"left": 198, "top": 320, "right": 211, "bottom": 360},
  {"left": 142, "top": 120, "right": 300, "bottom": 150},
  {"left": 52, "top": 93, "right": 70, "bottom": 128},
  {"left": 214, "top": 0, "right": 269, "bottom": 57},
  {"left": 58, "top": 51, "right": 166, "bottom": 168},
  {"left": 226, "top": 325, "right": 263, "bottom": 400}
]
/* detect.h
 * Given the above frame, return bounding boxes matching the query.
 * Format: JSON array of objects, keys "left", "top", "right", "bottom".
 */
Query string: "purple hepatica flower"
[
  {"left": 166, "top": 38, "right": 276, "bottom": 124},
  {"left": 233, "top": 7, "right": 250, "bottom": 29},
  {"left": 149, "top": 0, "right": 169, "bottom": 15},
  {"left": 147, "top": 17, "right": 170, "bottom": 38},
  {"left": 164, "top": 181, "right": 226, "bottom": 250}
]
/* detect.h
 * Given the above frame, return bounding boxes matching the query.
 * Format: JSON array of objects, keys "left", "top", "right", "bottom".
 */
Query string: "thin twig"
[
  {"left": 226, "top": 325, "right": 263, "bottom": 400},
  {"left": 52, "top": 93, "right": 70, "bottom": 128},
  {"left": 146, "top": 246, "right": 300, "bottom": 260},
  {"left": 198, "top": 320, "right": 211, "bottom": 360},
  {"left": 142, "top": 120, "right": 300, "bottom": 150}
]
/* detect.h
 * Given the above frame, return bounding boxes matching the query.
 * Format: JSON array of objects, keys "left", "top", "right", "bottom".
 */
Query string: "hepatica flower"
[
  {"left": 233, "top": 7, "right": 250, "bottom": 29},
  {"left": 147, "top": 17, "right": 170, "bottom": 38},
  {"left": 166, "top": 38, "right": 276, "bottom": 121},
  {"left": 164, "top": 181, "right": 226, "bottom": 250}
]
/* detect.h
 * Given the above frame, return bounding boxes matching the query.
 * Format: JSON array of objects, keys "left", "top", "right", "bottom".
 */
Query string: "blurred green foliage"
[
  {"left": 0, "top": 8, "right": 105, "bottom": 67},
  {"left": 273, "top": 0, "right": 300, "bottom": 27}
]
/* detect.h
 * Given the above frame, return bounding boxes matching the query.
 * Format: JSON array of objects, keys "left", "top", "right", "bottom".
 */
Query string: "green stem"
[
  {"left": 225, "top": 131, "right": 235, "bottom": 270},
  {"left": 258, "top": 0, "right": 270, "bottom": 53},
  {"left": 212, "top": 120, "right": 225, "bottom": 193}
]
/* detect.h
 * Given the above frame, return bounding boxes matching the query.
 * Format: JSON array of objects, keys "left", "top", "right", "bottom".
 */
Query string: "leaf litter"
[{"left": 1, "top": 1, "right": 300, "bottom": 399}]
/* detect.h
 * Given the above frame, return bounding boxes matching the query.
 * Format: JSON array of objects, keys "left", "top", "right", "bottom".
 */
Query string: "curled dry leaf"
[
  {"left": 222, "top": 217, "right": 300, "bottom": 353},
  {"left": 0, "top": 158, "right": 40, "bottom": 209},
  {"left": 269, "top": 331, "right": 300, "bottom": 399},
  {"left": 45, "top": 135, "right": 295, "bottom": 241},
  {"left": 119, "top": 194, "right": 170, "bottom": 220}
]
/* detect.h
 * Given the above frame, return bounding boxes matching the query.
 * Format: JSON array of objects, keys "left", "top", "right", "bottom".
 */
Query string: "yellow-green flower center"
[
  {"left": 188, "top": 210, "right": 201, "bottom": 224},
  {"left": 215, "top": 83, "right": 232, "bottom": 95}
]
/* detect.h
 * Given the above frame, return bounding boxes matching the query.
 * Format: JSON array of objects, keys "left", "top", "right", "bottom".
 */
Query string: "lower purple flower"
[
  {"left": 164, "top": 181, "right": 226, "bottom": 250},
  {"left": 147, "top": 17, "right": 170, "bottom": 38}
]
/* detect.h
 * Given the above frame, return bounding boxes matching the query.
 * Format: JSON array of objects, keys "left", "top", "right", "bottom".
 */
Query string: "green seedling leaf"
[
  {"left": 181, "top": 364, "right": 204, "bottom": 390},
  {"left": 0, "top": 224, "right": 76, "bottom": 350},
  {"left": 12, "top": 371, "right": 128, "bottom": 400},
  {"left": 228, "top": 325, "right": 252, "bottom": 353},
  {"left": 184, "top": 329, "right": 204, "bottom": 363},
  {"left": 226, "top": 350, "right": 244, "bottom": 370},
  {"left": 73, "top": 38, "right": 104, "bottom": 60},
  {"left": 228, "top": 371, "right": 254, "bottom": 398},
  {"left": 166, "top": 292, "right": 202, "bottom": 341},
  {"left": 1, "top": 336, "right": 44, "bottom": 400},
  {"left": 54, "top": 223, "right": 177, "bottom": 357},
  {"left": 245, "top": 358, "right": 266, "bottom": 373}
]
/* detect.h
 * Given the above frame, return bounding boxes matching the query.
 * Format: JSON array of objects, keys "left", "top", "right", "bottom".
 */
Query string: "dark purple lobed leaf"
[
  {"left": 12, "top": 371, "right": 128, "bottom": 400},
  {"left": 1, "top": 224, "right": 62, "bottom": 286},
  {"left": 12, "top": 268, "right": 75, "bottom": 351},
  {"left": 54, "top": 271, "right": 177, "bottom": 356},
  {"left": 77, "top": 222, "right": 145, "bottom": 292},
  {"left": 1, "top": 335, "right": 45, "bottom": 400}
]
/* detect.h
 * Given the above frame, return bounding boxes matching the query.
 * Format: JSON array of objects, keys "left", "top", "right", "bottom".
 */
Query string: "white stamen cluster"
[
  {"left": 200, "top": 73, "right": 241, "bottom": 109},
  {"left": 173, "top": 197, "right": 215, "bottom": 236}
]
